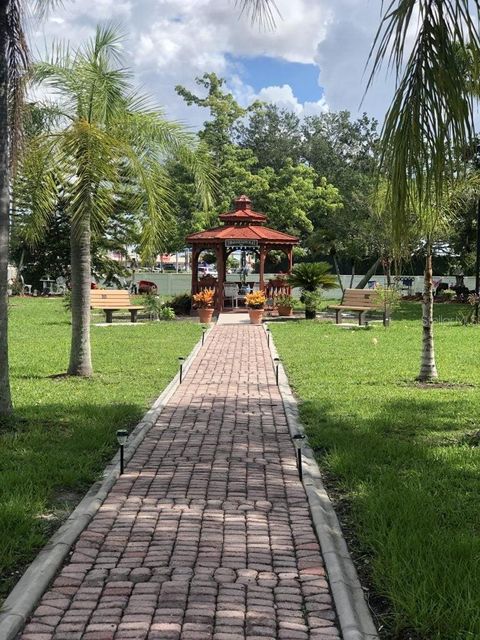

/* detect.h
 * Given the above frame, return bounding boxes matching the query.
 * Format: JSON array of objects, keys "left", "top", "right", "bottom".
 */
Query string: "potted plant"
[
  {"left": 287, "top": 262, "right": 336, "bottom": 319},
  {"left": 245, "top": 290, "right": 267, "bottom": 324},
  {"left": 193, "top": 289, "right": 215, "bottom": 323},
  {"left": 275, "top": 293, "right": 294, "bottom": 316}
]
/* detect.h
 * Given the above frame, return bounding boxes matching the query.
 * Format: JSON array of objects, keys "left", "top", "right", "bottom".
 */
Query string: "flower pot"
[
  {"left": 277, "top": 305, "right": 293, "bottom": 317},
  {"left": 198, "top": 308, "right": 214, "bottom": 324},
  {"left": 248, "top": 308, "right": 264, "bottom": 325}
]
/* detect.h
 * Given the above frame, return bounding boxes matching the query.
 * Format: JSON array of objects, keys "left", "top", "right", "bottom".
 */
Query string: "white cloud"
[
  {"left": 255, "top": 84, "right": 328, "bottom": 117},
  {"left": 28, "top": 0, "right": 394, "bottom": 125}
]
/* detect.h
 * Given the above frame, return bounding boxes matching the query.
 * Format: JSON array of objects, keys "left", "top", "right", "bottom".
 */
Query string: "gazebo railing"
[{"left": 265, "top": 278, "right": 292, "bottom": 309}]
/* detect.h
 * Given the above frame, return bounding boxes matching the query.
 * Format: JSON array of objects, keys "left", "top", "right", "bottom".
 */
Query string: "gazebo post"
[
  {"left": 259, "top": 245, "right": 266, "bottom": 292},
  {"left": 191, "top": 247, "right": 199, "bottom": 295},
  {"left": 215, "top": 243, "right": 225, "bottom": 312},
  {"left": 287, "top": 247, "right": 293, "bottom": 274}
]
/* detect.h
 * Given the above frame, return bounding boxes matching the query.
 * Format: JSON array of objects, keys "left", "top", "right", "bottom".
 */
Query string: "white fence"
[{"left": 133, "top": 272, "right": 470, "bottom": 301}]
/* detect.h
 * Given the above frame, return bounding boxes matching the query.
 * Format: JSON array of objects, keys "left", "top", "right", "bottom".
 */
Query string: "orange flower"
[
  {"left": 245, "top": 291, "right": 266, "bottom": 309},
  {"left": 193, "top": 289, "right": 215, "bottom": 308}
]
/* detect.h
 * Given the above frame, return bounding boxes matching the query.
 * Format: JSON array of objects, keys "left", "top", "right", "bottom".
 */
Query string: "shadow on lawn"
[{"left": 301, "top": 394, "right": 480, "bottom": 640}]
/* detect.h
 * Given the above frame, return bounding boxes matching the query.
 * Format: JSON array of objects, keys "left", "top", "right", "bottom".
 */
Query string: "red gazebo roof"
[{"left": 187, "top": 195, "right": 299, "bottom": 245}]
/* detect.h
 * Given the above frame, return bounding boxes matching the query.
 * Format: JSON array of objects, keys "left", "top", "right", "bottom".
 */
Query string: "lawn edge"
[
  {"left": 268, "top": 327, "right": 379, "bottom": 640},
  {"left": 0, "top": 323, "right": 212, "bottom": 640}
]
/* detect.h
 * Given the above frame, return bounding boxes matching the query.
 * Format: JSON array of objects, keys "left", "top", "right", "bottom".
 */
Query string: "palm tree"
[
  {"left": 0, "top": 0, "right": 32, "bottom": 418},
  {"left": 0, "top": 0, "right": 60, "bottom": 417},
  {"left": 367, "top": 1, "right": 480, "bottom": 381},
  {"left": 243, "top": 1, "right": 480, "bottom": 380},
  {"left": 287, "top": 262, "right": 336, "bottom": 319},
  {"left": 19, "top": 25, "right": 214, "bottom": 376}
]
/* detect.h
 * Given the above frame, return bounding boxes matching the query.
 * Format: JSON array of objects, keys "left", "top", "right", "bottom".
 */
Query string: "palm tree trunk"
[
  {"left": 67, "top": 215, "right": 93, "bottom": 376},
  {"left": 0, "top": 1, "right": 13, "bottom": 417},
  {"left": 330, "top": 248, "right": 344, "bottom": 293},
  {"left": 417, "top": 244, "right": 438, "bottom": 381}
]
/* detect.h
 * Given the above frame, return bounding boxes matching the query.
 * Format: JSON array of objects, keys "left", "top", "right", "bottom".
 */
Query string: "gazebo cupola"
[{"left": 187, "top": 195, "right": 299, "bottom": 311}]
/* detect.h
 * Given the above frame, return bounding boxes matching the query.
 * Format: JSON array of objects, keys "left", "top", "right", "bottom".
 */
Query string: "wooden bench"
[
  {"left": 328, "top": 288, "right": 385, "bottom": 325},
  {"left": 91, "top": 290, "right": 143, "bottom": 323}
]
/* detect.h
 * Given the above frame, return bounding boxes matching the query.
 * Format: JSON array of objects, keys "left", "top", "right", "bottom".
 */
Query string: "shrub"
[
  {"left": 166, "top": 293, "right": 192, "bottom": 315},
  {"left": 142, "top": 293, "right": 163, "bottom": 320},
  {"left": 442, "top": 289, "right": 457, "bottom": 301},
  {"left": 159, "top": 306, "right": 176, "bottom": 321},
  {"left": 301, "top": 291, "right": 322, "bottom": 319},
  {"left": 63, "top": 290, "right": 72, "bottom": 312},
  {"left": 287, "top": 262, "right": 336, "bottom": 292},
  {"left": 275, "top": 294, "right": 294, "bottom": 308}
]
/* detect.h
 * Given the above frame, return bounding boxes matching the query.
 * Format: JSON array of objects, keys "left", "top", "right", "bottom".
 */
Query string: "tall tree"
[
  {"left": 369, "top": 0, "right": 480, "bottom": 381},
  {"left": 0, "top": 0, "right": 31, "bottom": 418},
  {"left": 21, "top": 26, "right": 214, "bottom": 376},
  {"left": 235, "top": 103, "right": 303, "bottom": 171}
]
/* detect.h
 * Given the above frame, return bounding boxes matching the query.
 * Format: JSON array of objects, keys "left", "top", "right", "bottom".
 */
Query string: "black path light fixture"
[
  {"left": 178, "top": 356, "right": 185, "bottom": 383},
  {"left": 116, "top": 429, "right": 128, "bottom": 475},
  {"left": 274, "top": 357, "right": 280, "bottom": 386},
  {"left": 265, "top": 323, "right": 271, "bottom": 347},
  {"left": 202, "top": 325, "right": 207, "bottom": 346},
  {"left": 293, "top": 433, "right": 306, "bottom": 481}
]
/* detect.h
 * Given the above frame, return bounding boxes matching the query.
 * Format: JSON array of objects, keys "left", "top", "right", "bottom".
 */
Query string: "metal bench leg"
[
  {"left": 336, "top": 310, "right": 341, "bottom": 324},
  {"left": 105, "top": 310, "right": 113, "bottom": 324},
  {"left": 359, "top": 312, "right": 365, "bottom": 326},
  {"left": 130, "top": 310, "right": 138, "bottom": 323}
]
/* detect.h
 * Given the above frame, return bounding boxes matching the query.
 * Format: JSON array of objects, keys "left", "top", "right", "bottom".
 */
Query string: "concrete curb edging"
[
  {"left": 0, "top": 323, "right": 214, "bottom": 640},
  {"left": 267, "top": 329, "right": 379, "bottom": 640}
]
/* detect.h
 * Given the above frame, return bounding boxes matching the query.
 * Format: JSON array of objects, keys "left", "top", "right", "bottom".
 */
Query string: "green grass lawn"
[
  {"left": 0, "top": 298, "right": 201, "bottom": 601},
  {"left": 271, "top": 302, "right": 480, "bottom": 640}
]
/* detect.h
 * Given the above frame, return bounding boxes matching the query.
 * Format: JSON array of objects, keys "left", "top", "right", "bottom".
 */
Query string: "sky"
[{"left": 28, "top": 0, "right": 396, "bottom": 129}]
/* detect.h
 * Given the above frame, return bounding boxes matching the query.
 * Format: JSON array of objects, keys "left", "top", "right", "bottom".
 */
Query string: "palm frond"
[
  {"left": 14, "top": 135, "right": 59, "bottom": 244},
  {"left": 6, "top": 0, "right": 29, "bottom": 168},
  {"left": 235, "top": 0, "right": 280, "bottom": 28},
  {"left": 368, "top": 1, "right": 480, "bottom": 247}
]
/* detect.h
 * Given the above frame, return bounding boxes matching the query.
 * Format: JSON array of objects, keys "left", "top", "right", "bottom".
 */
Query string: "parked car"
[
  {"left": 198, "top": 266, "right": 218, "bottom": 277},
  {"left": 163, "top": 264, "right": 177, "bottom": 272},
  {"left": 138, "top": 280, "right": 158, "bottom": 294}
]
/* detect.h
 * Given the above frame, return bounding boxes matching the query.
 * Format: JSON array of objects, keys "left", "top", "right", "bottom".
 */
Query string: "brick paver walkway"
[{"left": 21, "top": 325, "right": 340, "bottom": 640}]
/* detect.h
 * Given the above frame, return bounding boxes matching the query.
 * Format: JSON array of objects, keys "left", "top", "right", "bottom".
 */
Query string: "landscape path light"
[
  {"left": 265, "top": 323, "right": 271, "bottom": 347},
  {"left": 178, "top": 356, "right": 185, "bottom": 383},
  {"left": 116, "top": 429, "right": 128, "bottom": 475},
  {"left": 293, "top": 433, "right": 306, "bottom": 481},
  {"left": 202, "top": 326, "right": 207, "bottom": 346},
  {"left": 274, "top": 357, "right": 280, "bottom": 386}
]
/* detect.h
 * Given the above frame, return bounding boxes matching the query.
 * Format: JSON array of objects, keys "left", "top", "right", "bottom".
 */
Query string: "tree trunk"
[
  {"left": 417, "top": 246, "right": 438, "bottom": 381},
  {"left": 0, "top": 1, "right": 13, "bottom": 417},
  {"left": 67, "top": 215, "right": 93, "bottom": 376},
  {"left": 330, "top": 249, "right": 344, "bottom": 293},
  {"left": 355, "top": 258, "right": 381, "bottom": 289},
  {"left": 349, "top": 261, "right": 355, "bottom": 288}
]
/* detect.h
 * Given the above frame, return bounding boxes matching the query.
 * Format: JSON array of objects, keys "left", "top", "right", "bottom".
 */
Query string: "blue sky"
[{"left": 230, "top": 55, "right": 323, "bottom": 104}]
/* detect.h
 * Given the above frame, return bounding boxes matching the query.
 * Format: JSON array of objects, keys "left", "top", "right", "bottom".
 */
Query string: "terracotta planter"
[
  {"left": 277, "top": 305, "right": 293, "bottom": 317},
  {"left": 198, "top": 307, "right": 214, "bottom": 324},
  {"left": 248, "top": 308, "right": 264, "bottom": 325}
]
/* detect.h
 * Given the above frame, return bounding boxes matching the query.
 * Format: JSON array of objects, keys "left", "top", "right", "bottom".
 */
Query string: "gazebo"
[{"left": 186, "top": 195, "right": 299, "bottom": 311}]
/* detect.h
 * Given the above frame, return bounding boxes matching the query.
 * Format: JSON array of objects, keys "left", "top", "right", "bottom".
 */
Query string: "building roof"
[{"left": 186, "top": 195, "right": 299, "bottom": 245}]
